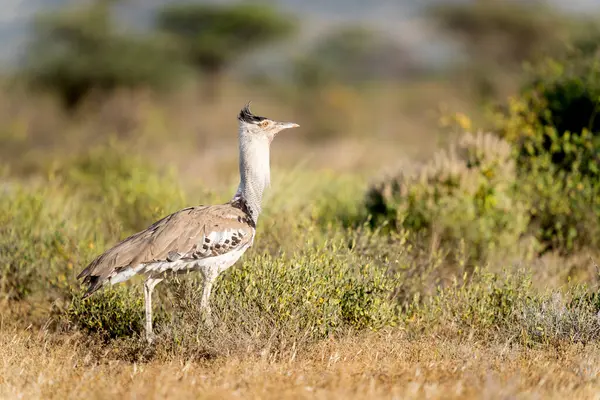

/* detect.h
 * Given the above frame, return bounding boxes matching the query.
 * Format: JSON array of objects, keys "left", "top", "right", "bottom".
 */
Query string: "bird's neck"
[{"left": 232, "top": 132, "right": 271, "bottom": 225}]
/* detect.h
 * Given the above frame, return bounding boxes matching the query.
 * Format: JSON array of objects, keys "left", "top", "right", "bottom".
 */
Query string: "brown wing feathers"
[{"left": 78, "top": 204, "right": 253, "bottom": 298}]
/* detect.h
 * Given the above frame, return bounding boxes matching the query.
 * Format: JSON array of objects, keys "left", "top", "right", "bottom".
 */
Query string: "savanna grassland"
[
  {"left": 3, "top": 17, "right": 600, "bottom": 397},
  {"left": 2, "top": 71, "right": 600, "bottom": 399}
]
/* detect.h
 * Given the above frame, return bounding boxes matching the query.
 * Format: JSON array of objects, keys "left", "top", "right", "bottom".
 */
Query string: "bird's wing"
[{"left": 77, "top": 204, "right": 254, "bottom": 297}]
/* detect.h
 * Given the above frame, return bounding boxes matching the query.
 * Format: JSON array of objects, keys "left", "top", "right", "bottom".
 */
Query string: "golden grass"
[{"left": 1, "top": 327, "right": 599, "bottom": 399}]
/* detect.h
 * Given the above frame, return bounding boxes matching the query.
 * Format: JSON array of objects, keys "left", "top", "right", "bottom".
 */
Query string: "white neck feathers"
[{"left": 232, "top": 127, "right": 271, "bottom": 225}]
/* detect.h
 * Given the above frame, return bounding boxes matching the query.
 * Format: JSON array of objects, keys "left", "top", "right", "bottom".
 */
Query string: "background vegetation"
[{"left": 2, "top": 0, "right": 600, "bottom": 398}]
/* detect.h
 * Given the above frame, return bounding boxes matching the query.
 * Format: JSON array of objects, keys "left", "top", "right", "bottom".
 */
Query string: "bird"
[{"left": 77, "top": 103, "right": 299, "bottom": 342}]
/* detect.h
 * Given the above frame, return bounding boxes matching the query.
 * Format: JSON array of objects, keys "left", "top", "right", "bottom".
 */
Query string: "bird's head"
[{"left": 238, "top": 103, "right": 299, "bottom": 142}]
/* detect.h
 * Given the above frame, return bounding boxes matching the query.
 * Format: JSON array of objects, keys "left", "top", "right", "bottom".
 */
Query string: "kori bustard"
[{"left": 77, "top": 104, "right": 299, "bottom": 342}]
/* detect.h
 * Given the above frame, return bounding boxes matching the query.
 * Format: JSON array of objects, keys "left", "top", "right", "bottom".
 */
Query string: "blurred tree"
[
  {"left": 428, "top": 0, "right": 575, "bottom": 99},
  {"left": 567, "top": 18, "right": 600, "bottom": 58},
  {"left": 428, "top": 0, "right": 570, "bottom": 68},
  {"left": 156, "top": 2, "right": 296, "bottom": 99},
  {"left": 24, "top": 1, "right": 186, "bottom": 108},
  {"left": 293, "top": 25, "right": 417, "bottom": 88}
]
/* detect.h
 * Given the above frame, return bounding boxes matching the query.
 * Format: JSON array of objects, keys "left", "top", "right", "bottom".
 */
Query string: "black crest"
[{"left": 238, "top": 102, "right": 267, "bottom": 124}]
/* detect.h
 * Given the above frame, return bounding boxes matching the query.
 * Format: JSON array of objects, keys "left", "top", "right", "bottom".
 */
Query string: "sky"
[{"left": 1, "top": 0, "right": 599, "bottom": 66}]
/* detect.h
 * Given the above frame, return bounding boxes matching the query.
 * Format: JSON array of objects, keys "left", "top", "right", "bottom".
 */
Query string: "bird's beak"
[{"left": 277, "top": 122, "right": 300, "bottom": 131}]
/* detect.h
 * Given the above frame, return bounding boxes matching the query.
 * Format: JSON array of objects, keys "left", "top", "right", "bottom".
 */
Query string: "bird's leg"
[
  {"left": 200, "top": 271, "right": 218, "bottom": 329},
  {"left": 143, "top": 277, "right": 163, "bottom": 343}
]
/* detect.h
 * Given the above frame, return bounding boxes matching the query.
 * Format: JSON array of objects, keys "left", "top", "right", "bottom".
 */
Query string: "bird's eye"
[{"left": 259, "top": 120, "right": 269, "bottom": 128}]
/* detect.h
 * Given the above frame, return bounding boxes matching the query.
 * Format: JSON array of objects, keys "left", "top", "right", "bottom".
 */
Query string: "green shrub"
[
  {"left": 524, "top": 58, "right": 600, "bottom": 143},
  {"left": 490, "top": 57, "right": 600, "bottom": 251},
  {"left": 65, "top": 285, "right": 146, "bottom": 339},
  {"left": 0, "top": 185, "right": 95, "bottom": 301},
  {"left": 495, "top": 58, "right": 600, "bottom": 176},
  {"left": 211, "top": 241, "right": 398, "bottom": 335},
  {"left": 339, "top": 274, "right": 395, "bottom": 330},
  {"left": 366, "top": 132, "right": 528, "bottom": 259},
  {"left": 517, "top": 130, "right": 600, "bottom": 251},
  {"left": 416, "top": 268, "right": 532, "bottom": 336},
  {"left": 412, "top": 265, "right": 600, "bottom": 345}
]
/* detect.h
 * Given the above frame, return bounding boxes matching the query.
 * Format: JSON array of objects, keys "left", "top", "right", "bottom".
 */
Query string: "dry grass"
[{"left": 2, "top": 327, "right": 600, "bottom": 399}]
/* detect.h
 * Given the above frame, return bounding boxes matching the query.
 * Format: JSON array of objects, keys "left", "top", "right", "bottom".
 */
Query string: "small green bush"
[
  {"left": 366, "top": 132, "right": 528, "bottom": 259},
  {"left": 339, "top": 274, "right": 395, "bottom": 330},
  {"left": 213, "top": 242, "right": 398, "bottom": 335},
  {"left": 412, "top": 266, "right": 600, "bottom": 345},
  {"left": 0, "top": 185, "right": 95, "bottom": 301},
  {"left": 65, "top": 286, "right": 146, "bottom": 339},
  {"left": 417, "top": 268, "right": 532, "bottom": 336},
  {"left": 517, "top": 130, "right": 600, "bottom": 251}
]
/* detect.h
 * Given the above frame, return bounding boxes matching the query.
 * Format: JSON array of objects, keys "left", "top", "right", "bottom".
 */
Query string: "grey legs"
[
  {"left": 200, "top": 270, "right": 218, "bottom": 329},
  {"left": 143, "top": 277, "right": 163, "bottom": 343},
  {"left": 143, "top": 270, "right": 216, "bottom": 343}
]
